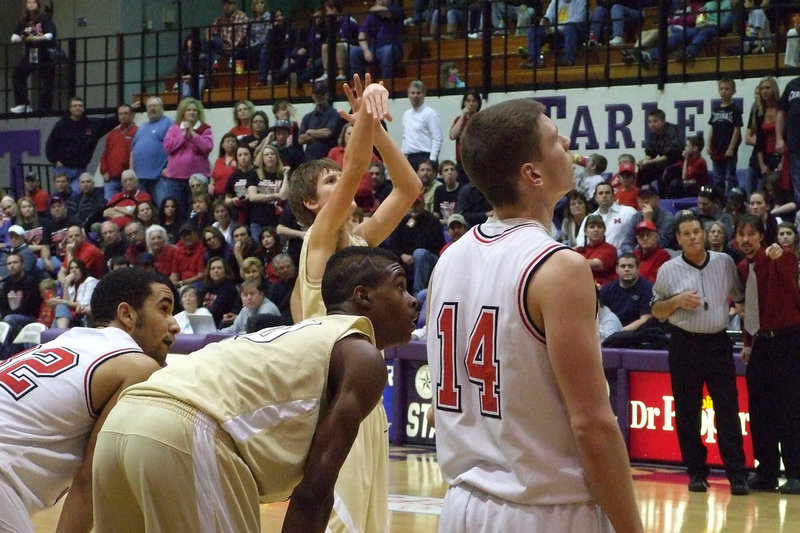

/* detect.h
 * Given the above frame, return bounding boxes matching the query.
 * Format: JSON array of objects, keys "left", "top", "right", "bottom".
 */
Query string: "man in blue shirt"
[{"left": 131, "top": 97, "right": 173, "bottom": 206}]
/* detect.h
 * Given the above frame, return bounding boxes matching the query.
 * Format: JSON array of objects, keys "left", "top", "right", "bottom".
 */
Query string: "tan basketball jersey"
[
  {"left": 297, "top": 223, "right": 368, "bottom": 320},
  {"left": 427, "top": 219, "right": 595, "bottom": 505},
  {"left": 122, "top": 314, "right": 376, "bottom": 502},
  {"left": 0, "top": 327, "right": 144, "bottom": 511}
]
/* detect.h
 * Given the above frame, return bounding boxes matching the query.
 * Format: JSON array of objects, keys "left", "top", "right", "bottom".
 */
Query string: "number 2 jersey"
[
  {"left": 427, "top": 219, "right": 595, "bottom": 505},
  {"left": 0, "top": 327, "right": 144, "bottom": 512}
]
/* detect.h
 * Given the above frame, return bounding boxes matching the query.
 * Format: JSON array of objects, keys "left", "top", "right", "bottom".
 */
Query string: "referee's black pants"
[
  {"left": 748, "top": 327, "right": 800, "bottom": 480},
  {"left": 668, "top": 328, "right": 747, "bottom": 481}
]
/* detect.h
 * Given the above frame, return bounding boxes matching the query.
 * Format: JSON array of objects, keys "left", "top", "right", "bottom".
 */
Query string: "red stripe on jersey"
[
  {"left": 82, "top": 348, "right": 144, "bottom": 418},
  {"left": 517, "top": 243, "right": 566, "bottom": 341}
]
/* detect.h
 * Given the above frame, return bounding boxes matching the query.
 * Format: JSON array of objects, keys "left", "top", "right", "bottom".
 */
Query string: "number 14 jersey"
[{"left": 427, "top": 219, "right": 595, "bottom": 505}]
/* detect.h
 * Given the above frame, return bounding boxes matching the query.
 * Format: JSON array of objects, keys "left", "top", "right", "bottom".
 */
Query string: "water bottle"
[{"left": 572, "top": 154, "right": 589, "bottom": 167}]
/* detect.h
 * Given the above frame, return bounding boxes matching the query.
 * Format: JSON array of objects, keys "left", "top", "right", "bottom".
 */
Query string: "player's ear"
[
  {"left": 116, "top": 301, "right": 137, "bottom": 330},
  {"left": 520, "top": 162, "right": 542, "bottom": 186},
  {"left": 353, "top": 285, "right": 372, "bottom": 309}
]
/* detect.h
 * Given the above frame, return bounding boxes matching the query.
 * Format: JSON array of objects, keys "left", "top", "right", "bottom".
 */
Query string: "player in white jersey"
[
  {"left": 92, "top": 246, "right": 419, "bottom": 532},
  {"left": 0, "top": 267, "right": 179, "bottom": 533},
  {"left": 426, "top": 98, "right": 643, "bottom": 533}
]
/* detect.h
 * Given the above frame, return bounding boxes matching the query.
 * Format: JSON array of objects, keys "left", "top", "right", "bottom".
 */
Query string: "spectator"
[
  {"left": 560, "top": 189, "right": 590, "bottom": 247},
  {"left": 575, "top": 153, "right": 608, "bottom": 202},
  {"left": 741, "top": 0, "right": 771, "bottom": 54},
  {"left": 623, "top": 184, "right": 677, "bottom": 251},
  {"left": 4, "top": 225, "right": 36, "bottom": 278},
  {"left": 521, "top": 0, "right": 588, "bottom": 67},
  {"left": 631, "top": 0, "right": 703, "bottom": 69},
  {"left": 249, "top": 145, "right": 288, "bottom": 240},
  {"left": 683, "top": 0, "right": 738, "bottom": 61},
  {"left": 432, "top": 159, "right": 461, "bottom": 224},
  {"left": 211, "top": 132, "right": 239, "bottom": 197},
  {"left": 57, "top": 224, "right": 103, "bottom": 280},
  {"left": 188, "top": 191, "right": 214, "bottom": 235},
  {"left": 706, "top": 76, "right": 743, "bottom": 192},
  {"left": 599, "top": 253, "right": 656, "bottom": 331},
  {"left": 104, "top": 170, "right": 153, "bottom": 230},
  {"left": 39, "top": 197, "right": 75, "bottom": 277},
  {"left": 171, "top": 223, "right": 206, "bottom": 290},
  {"left": 16, "top": 197, "right": 42, "bottom": 245},
  {"left": 576, "top": 214, "right": 618, "bottom": 285},
  {"left": 439, "top": 212, "right": 468, "bottom": 255},
  {"left": 99, "top": 103, "right": 138, "bottom": 201},
  {"left": 241, "top": 110, "right": 270, "bottom": 154},
  {"left": 277, "top": 9, "right": 324, "bottom": 88},
  {"left": 669, "top": 134, "right": 710, "bottom": 198},
  {"left": 162, "top": 97, "right": 214, "bottom": 218},
  {"left": 777, "top": 220, "right": 800, "bottom": 263},
  {"left": 402, "top": 81, "right": 444, "bottom": 170},
  {"left": 219, "top": 279, "right": 280, "bottom": 334},
  {"left": 231, "top": 226, "right": 261, "bottom": 283},
  {"left": 0, "top": 252, "right": 41, "bottom": 359},
  {"left": 707, "top": 219, "right": 743, "bottom": 263},
  {"left": 173, "top": 285, "right": 212, "bottom": 334},
  {"left": 777, "top": 69, "right": 800, "bottom": 207},
  {"left": 786, "top": 13, "right": 800, "bottom": 67},
  {"left": 0, "top": 196, "right": 17, "bottom": 244},
  {"left": 267, "top": 253, "right": 297, "bottom": 323},
  {"left": 747, "top": 190, "right": 778, "bottom": 245},
  {"left": 651, "top": 212, "right": 749, "bottom": 495},
  {"left": 724, "top": 186, "right": 747, "bottom": 229},
  {"left": 211, "top": 199, "right": 235, "bottom": 244},
  {"left": 257, "top": 9, "right": 299, "bottom": 85},
  {"left": 202, "top": 226, "right": 232, "bottom": 264},
  {"left": 298, "top": 83, "right": 340, "bottom": 162},
  {"left": 615, "top": 161, "right": 640, "bottom": 208},
  {"left": 429, "top": 0, "right": 469, "bottom": 39},
  {"left": 735, "top": 214, "right": 800, "bottom": 494},
  {"left": 316, "top": 0, "right": 360, "bottom": 83},
  {"left": 132, "top": 201, "right": 158, "bottom": 230},
  {"left": 203, "top": 0, "right": 249, "bottom": 70},
  {"left": 415, "top": 159, "right": 442, "bottom": 213},
  {"left": 230, "top": 100, "right": 255, "bottom": 140},
  {"left": 276, "top": 204, "right": 305, "bottom": 269},
  {"left": 457, "top": 180, "right": 493, "bottom": 226},
  {"left": 159, "top": 196, "right": 183, "bottom": 244},
  {"left": 246, "top": 0, "right": 270, "bottom": 70},
  {"left": 123, "top": 221, "right": 147, "bottom": 266},
  {"left": 145, "top": 224, "right": 177, "bottom": 278},
  {"left": 131, "top": 96, "right": 173, "bottom": 203},
  {"left": 270, "top": 119, "right": 305, "bottom": 171},
  {"left": 633, "top": 220, "right": 672, "bottom": 283},
  {"left": 576, "top": 182, "right": 637, "bottom": 253},
  {"left": 588, "top": 0, "right": 643, "bottom": 46},
  {"left": 692, "top": 185, "right": 735, "bottom": 237},
  {"left": 68, "top": 172, "right": 106, "bottom": 228},
  {"left": 239, "top": 256, "right": 268, "bottom": 290},
  {"left": 201, "top": 256, "right": 241, "bottom": 327},
  {"left": 387, "top": 194, "right": 446, "bottom": 296},
  {"left": 51, "top": 171, "right": 77, "bottom": 207},
  {"left": 449, "top": 89, "right": 482, "bottom": 185},
  {"left": 637, "top": 109, "right": 684, "bottom": 196},
  {"left": 349, "top": 0, "right": 404, "bottom": 79},
  {"left": 270, "top": 100, "right": 300, "bottom": 147},
  {"left": 10, "top": 0, "right": 57, "bottom": 114},
  {"left": 51, "top": 258, "right": 98, "bottom": 328},
  {"left": 745, "top": 77, "right": 781, "bottom": 195},
  {"left": 177, "top": 34, "right": 207, "bottom": 99},
  {"left": 99, "top": 220, "right": 127, "bottom": 272},
  {"left": 23, "top": 173, "right": 49, "bottom": 217},
  {"left": 370, "top": 162, "right": 392, "bottom": 204},
  {"left": 256, "top": 226, "right": 284, "bottom": 283},
  {"left": 225, "top": 144, "right": 256, "bottom": 227},
  {"left": 45, "top": 96, "right": 118, "bottom": 193}
]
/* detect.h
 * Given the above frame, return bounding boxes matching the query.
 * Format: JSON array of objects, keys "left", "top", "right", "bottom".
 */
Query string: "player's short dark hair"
[
  {"left": 90, "top": 267, "right": 176, "bottom": 327},
  {"left": 322, "top": 246, "right": 401, "bottom": 312},
  {"left": 461, "top": 98, "right": 544, "bottom": 207}
]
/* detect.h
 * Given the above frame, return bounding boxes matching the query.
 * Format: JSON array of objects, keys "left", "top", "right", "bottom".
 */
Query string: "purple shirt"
[{"left": 359, "top": 5, "right": 403, "bottom": 47}]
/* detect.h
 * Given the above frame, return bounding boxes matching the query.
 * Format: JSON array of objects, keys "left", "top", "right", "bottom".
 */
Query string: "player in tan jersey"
[
  {"left": 92, "top": 246, "right": 419, "bottom": 532},
  {"left": 287, "top": 76, "right": 420, "bottom": 532}
]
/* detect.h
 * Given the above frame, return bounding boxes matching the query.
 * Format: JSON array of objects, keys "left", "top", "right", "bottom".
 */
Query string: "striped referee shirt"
[{"left": 652, "top": 251, "right": 743, "bottom": 334}]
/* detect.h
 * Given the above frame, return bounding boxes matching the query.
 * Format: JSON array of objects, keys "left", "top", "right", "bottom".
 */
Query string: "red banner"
[{"left": 628, "top": 371, "right": 754, "bottom": 467}]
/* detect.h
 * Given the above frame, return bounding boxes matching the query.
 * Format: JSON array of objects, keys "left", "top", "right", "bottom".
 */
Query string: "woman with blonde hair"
[
  {"left": 744, "top": 77, "right": 781, "bottom": 195},
  {"left": 162, "top": 97, "right": 214, "bottom": 217}
]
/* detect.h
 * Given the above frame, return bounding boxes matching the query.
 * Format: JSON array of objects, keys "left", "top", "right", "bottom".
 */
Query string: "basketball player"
[
  {"left": 0, "top": 268, "right": 179, "bottom": 533},
  {"left": 426, "top": 99, "right": 643, "bottom": 532},
  {"left": 287, "top": 75, "right": 420, "bottom": 531},
  {"left": 92, "top": 247, "right": 419, "bottom": 532}
]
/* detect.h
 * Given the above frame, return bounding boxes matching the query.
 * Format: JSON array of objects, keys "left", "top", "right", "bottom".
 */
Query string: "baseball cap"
[
  {"left": 447, "top": 213, "right": 467, "bottom": 228},
  {"left": 178, "top": 222, "right": 194, "bottom": 235},
  {"left": 273, "top": 119, "right": 291, "bottom": 130},
  {"left": 619, "top": 162, "right": 636, "bottom": 176},
  {"left": 24, "top": 173, "right": 38, "bottom": 181},
  {"left": 638, "top": 184, "right": 657, "bottom": 197},
  {"left": 50, "top": 196, "right": 65, "bottom": 206},
  {"left": 8, "top": 224, "right": 25, "bottom": 236},
  {"left": 728, "top": 187, "right": 745, "bottom": 201},
  {"left": 635, "top": 220, "right": 657, "bottom": 234}
]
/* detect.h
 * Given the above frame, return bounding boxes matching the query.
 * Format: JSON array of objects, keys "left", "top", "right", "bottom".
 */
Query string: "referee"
[{"left": 651, "top": 212, "right": 749, "bottom": 495}]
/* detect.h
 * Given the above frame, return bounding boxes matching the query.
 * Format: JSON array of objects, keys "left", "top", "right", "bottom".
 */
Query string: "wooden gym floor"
[{"left": 32, "top": 445, "right": 799, "bottom": 532}]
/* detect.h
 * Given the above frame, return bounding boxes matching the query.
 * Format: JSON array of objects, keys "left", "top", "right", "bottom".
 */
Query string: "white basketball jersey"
[
  {"left": 0, "top": 327, "right": 143, "bottom": 512},
  {"left": 427, "top": 219, "right": 594, "bottom": 505}
]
